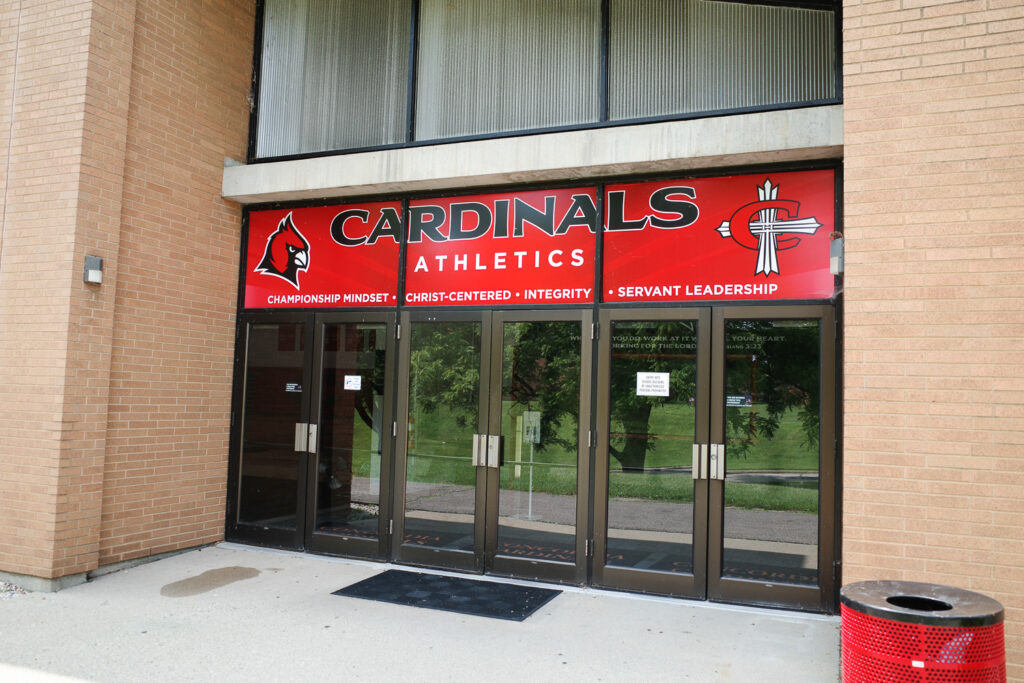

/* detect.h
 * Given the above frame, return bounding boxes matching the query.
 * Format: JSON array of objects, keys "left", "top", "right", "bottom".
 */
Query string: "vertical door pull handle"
[
  {"left": 472, "top": 434, "right": 482, "bottom": 467},
  {"left": 710, "top": 443, "right": 725, "bottom": 480},
  {"left": 294, "top": 423, "right": 308, "bottom": 452},
  {"left": 487, "top": 435, "right": 503, "bottom": 468},
  {"left": 692, "top": 444, "right": 708, "bottom": 480},
  {"left": 307, "top": 424, "right": 318, "bottom": 454}
]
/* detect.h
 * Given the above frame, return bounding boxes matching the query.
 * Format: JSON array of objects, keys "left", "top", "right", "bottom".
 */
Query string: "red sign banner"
[
  {"left": 404, "top": 187, "right": 597, "bottom": 306},
  {"left": 244, "top": 202, "right": 401, "bottom": 309},
  {"left": 243, "top": 170, "right": 834, "bottom": 309},
  {"left": 603, "top": 169, "right": 835, "bottom": 302}
]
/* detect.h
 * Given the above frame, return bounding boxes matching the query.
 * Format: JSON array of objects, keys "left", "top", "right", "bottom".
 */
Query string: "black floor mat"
[{"left": 333, "top": 570, "right": 561, "bottom": 621}]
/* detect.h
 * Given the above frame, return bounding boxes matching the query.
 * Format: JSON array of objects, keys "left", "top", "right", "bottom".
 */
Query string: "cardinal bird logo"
[{"left": 255, "top": 212, "right": 310, "bottom": 289}]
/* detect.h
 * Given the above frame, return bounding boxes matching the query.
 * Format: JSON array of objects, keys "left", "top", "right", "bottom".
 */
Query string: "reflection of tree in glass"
[
  {"left": 351, "top": 327, "right": 387, "bottom": 434},
  {"left": 409, "top": 322, "right": 481, "bottom": 428},
  {"left": 725, "top": 320, "right": 820, "bottom": 459},
  {"left": 502, "top": 322, "right": 579, "bottom": 452},
  {"left": 610, "top": 322, "right": 698, "bottom": 472}
]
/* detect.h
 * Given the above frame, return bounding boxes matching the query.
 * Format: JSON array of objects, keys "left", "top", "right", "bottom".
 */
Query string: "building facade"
[{"left": 0, "top": 0, "right": 1020, "bottom": 677}]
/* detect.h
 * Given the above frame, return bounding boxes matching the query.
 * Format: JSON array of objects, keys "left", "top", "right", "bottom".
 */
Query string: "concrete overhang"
[{"left": 222, "top": 104, "right": 843, "bottom": 205}]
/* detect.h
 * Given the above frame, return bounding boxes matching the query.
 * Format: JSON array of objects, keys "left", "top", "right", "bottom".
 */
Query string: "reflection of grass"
[
  {"left": 390, "top": 399, "right": 819, "bottom": 513},
  {"left": 725, "top": 480, "right": 818, "bottom": 514},
  {"left": 609, "top": 471, "right": 694, "bottom": 502}
]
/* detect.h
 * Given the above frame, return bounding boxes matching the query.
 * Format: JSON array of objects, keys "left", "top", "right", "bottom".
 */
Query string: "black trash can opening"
[{"left": 840, "top": 580, "right": 1005, "bottom": 682}]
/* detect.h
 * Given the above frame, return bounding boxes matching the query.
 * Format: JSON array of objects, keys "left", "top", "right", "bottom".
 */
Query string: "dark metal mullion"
[
  {"left": 301, "top": 314, "right": 328, "bottom": 549},
  {"left": 706, "top": 308, "right": 726, "bottom": 598},
  {"left": 587, "top": 185, "right": 605, "bottom": 584},
  {"left": 694, "top": 307, "right": 713, "bottom": 599},
  {"left": 599, "top": 0, "right": 610, "bottom": 122},
  {"left": 405, "top": 0, "right": 420, "bottom": 143},
  {"left": 245, "top": 0, "right": 267, "bottom": 164},
  {"left": 397, "top": 197, "right": 409, "bottom": 310}
]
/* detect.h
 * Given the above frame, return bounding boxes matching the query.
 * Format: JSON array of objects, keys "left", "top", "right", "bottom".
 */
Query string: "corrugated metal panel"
[
  {"left": 610, "top": 0, "right": 835, "bottom": 120},
  {"left": 415, "top": 0, "right": 601, "bottom": 140},
  {"left": 255, "top": 0, "right": 410, "bottom": 158}
]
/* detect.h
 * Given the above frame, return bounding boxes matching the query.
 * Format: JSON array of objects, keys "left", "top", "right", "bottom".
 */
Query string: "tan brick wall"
[
  {"left": 97, "top": 0, "right": 253, "bottom": 565},
  {"left": 0, "top": 0, "right": 252, "bottom": 579},
  {"left": 0, "top": 0, "right": 99, "bottom": 579},
  {"left": 843, "top": 0, "right": 1024, "bottom": 678}
]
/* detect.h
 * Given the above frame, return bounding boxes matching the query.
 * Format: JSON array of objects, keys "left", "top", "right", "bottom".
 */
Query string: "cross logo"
[{"left": 716, "top": 179, "right": 822, "bottom": 276}]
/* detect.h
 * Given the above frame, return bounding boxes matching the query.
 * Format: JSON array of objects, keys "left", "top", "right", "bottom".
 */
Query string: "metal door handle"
[
  {"left": 294, "top": 423, "right": 308, "bottom": 452},
  {"left": 486, "top": 435, "right": 503, "bottom": 469},
  {"left": 710, "top": 443, "right": 725, "bottom": 480},
  {"left": 472, "top": 434, "right": 483, "bottom": 466},
  {"left": 692, "top": 444, "right": 707, "bottom": 480},
  {"left": 307, "top": 424, "right": 317, "bottom": 454}
]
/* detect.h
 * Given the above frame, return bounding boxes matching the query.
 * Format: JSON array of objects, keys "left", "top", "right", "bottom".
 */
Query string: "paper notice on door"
[
  {"left": 636, "top": 372, "right": 670, "bottom": 397},
  {"left": 343, "top": 375, "right": 362, "bottom": 391},
  {"left": 523, "top": 411, "right": 541, "bottom": 444}
]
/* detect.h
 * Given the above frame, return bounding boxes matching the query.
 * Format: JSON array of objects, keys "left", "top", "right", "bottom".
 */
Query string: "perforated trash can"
[{"left": 841, "top": 581, "right": 1005, "bottom": 682}]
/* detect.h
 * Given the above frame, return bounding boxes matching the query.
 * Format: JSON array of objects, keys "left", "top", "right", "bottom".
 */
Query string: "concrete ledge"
[
  {"left": 223, "top": 105, "right": 843, "bottom": 204},
  {"left": 0, "top": 570, "right": 87, "bottom": 593}
]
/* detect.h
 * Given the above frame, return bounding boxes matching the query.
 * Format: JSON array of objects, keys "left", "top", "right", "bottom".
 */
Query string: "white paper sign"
[
  {"left": 343, "top": 375, "right": 362, "bottom": 391},
  {"left": 636, "top": 372, "right": 670, "bottom": 397},
  {"left": 523, "top": 411, "right": 541, "bottom": 444}
]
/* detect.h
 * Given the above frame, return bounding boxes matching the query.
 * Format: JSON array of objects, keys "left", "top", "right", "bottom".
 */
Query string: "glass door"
[
  {"left": 229, "top": 312, "right": 397, "bottom": 559},
  {"left": 593, "top": 309, "right": 711, "bottom": 598},
  {"left": 594, "top": 305, "right": 836, "bottom": 611},
  {"left": 231, "top": 314, "right": 314, "bottom": 549},
  {"left": 393, "top": 309, "right": 591, "bottom": 583},
  {"left": 305, "top": 312, "right": 397, "bottom": 558},
  {"left": 708, "top": 305, "right": 836, "bottom": 611}
]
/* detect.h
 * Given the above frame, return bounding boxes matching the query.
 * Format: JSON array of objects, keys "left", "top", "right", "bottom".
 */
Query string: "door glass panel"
[
  {"left": 403, "top": 321, "right": 482, "bottom": 552},
  {"left": 314, "top": 323, "right": 387, "bottom": 539},
  {"left": 606, "top": 321, "right": 699, "bottom": 574},
  {"left": 723, "top": 319, "right": 820, "bottom": 586},
  {"left": 498, "top": 321, "right": 580, "bottom": 564},
  {"left": 238, "top": 322, "right": 305, "bottom": 529}
]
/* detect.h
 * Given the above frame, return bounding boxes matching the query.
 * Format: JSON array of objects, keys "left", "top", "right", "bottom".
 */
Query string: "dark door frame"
[{"left": 391, "top": 308, "right": 593, "bottom": 585}]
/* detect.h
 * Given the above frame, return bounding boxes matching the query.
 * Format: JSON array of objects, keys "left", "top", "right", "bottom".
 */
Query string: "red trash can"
[{"left": 841, "top": 581, "right": 1005, "bottom": 682}]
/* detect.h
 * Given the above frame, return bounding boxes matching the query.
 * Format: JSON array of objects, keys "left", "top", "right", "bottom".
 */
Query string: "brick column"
[
  {"left": 0, "top": 0, "right": 136, "bottom": 585},
  {"left": 843, "top": 0, "right": 1024, "bottom": 677}
]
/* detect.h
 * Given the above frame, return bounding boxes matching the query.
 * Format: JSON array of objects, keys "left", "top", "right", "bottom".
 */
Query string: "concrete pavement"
[{"left": 0, "top": 543, "right": 840, "bottom": 682}]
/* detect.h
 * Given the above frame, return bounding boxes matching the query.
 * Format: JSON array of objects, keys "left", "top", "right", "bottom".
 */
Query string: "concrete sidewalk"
[{"left": 0, "top": 544, "right": 839, "bottom": 682}]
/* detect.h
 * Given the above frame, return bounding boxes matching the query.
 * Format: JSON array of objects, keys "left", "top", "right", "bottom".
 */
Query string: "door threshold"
[{"left": 217, "top": 541, "right": 837, "bottom": 621}]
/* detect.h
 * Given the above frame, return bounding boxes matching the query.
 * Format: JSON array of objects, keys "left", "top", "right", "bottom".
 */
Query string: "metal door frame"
[
  {"left": 487, "top": 308, "right": 592, "bottom": 585},
  {"left": 392, "top": 308, "right": 592, "bottom": 583},
  {"left": 227, "top": 310, "right": 399, "bottom": 561},
  {"left": 304, "top": 311, "right": 398, "bottom": 559},
  {"left": 227, "top": 311, "right": 316, "bottom": 550},
  {"left": 592, "top": 307, "right": 712, "bottom": 598},
  {"left": 392, "top": 309, "right": 492, "bottom": 572},
  {"left": 707, "top": 304, "right": 836, "bottom": 611}
]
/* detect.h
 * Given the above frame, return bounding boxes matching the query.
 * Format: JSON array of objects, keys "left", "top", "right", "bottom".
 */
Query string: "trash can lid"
[{"left": 841, "top": 580, "right": 1004, "bottom": 627}]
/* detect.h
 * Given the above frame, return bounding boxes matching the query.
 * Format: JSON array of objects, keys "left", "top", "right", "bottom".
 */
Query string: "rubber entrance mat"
[{"left": 333, "top": 570, "right": 561, "bottom": 621}]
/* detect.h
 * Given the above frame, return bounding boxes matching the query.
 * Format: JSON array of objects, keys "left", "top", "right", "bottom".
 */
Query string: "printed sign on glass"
[
  {"left": 245, "top": 201, "right": 401, "bottom": 309},
  {"left": 603, "top": 169, "right": 835, "bottom": 303},
  {"left": 404, "top": 187, "right": 597, "bottom": 306}
]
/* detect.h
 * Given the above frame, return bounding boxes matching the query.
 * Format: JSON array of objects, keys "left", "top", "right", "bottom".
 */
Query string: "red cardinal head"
[{"left": 256, "top": 212, "right": 309, "bottom": 288}]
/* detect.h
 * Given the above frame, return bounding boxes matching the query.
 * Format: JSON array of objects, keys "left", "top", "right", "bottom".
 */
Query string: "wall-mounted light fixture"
[
  {"left": 829, "top": 232, "right": 844, "bottom": 275},
  {"left": 84, "top": 255, "right": 103, "bottom": 284}
]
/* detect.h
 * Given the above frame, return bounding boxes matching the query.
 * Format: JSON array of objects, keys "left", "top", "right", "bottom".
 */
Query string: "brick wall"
[
  {"left": 98, "top": 0, "right": 253, "bottom": 565},
  {"left": 0, "top": 0, "right": 252, "bottom": 580},
  {"left": 0, "top": 0, "right": 106, "bottom": 579},
  {"left": 842, "top": 0, "right": 1024, "bottom": 677}
]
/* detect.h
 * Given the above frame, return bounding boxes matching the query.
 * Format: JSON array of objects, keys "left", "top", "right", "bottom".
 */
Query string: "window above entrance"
[{"left": 250, "top": 0, "right": 839, "bottom": 161}]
